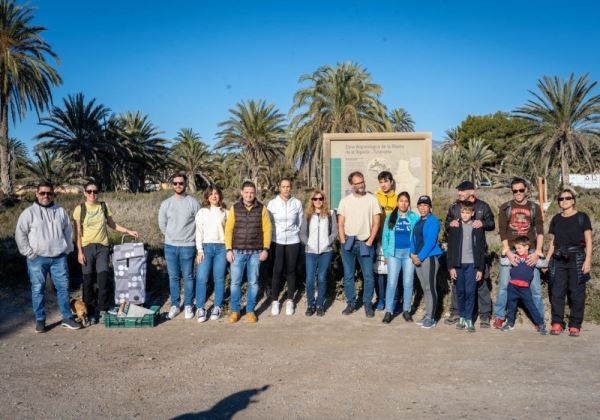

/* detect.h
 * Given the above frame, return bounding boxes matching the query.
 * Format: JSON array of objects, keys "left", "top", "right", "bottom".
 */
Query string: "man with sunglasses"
[
  {"left": 73, "top": 181, "right": 138, "bottom": 323},
  {"left": 159, "top": 174, "right": 200, "bottom": 320},
  {"left": 16, "top": 182, "right": 82, "bottom": 332},
  {"left": 493, "top": 177, "right": 545, "bottom": 329}
]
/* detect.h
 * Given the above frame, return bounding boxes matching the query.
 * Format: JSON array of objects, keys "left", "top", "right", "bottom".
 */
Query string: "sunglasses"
[
  {"left": 172, "top": 182, "right": 185, "bottom": 186},
  {"left": 38, "top": 191, "right": 54, "bottom": 197},
  {"left": 558, "top": 196, "right": 574, "bottom": 202},
  {"left": 312, "top": 197, "right": 324, "bottom": 202},
  {"left": 512, "top": 188, "right": 526, "bottom": 194},
  {"left": 85, "top": 190, "right": 99, "bottom": 194}
]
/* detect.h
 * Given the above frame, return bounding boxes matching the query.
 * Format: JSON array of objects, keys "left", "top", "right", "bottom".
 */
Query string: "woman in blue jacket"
[
  {"left": 381, "top": 192, "right": 420, "bottom": 323},
  {"left": 410, "top": 195, "right": 443, "bottom": 329}
]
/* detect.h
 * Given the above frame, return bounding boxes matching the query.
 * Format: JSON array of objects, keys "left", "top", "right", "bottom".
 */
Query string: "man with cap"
[
  {"left": 411, "top": 195, "right": 443, "bottom": 329},
  {"left": 444, "top": 181, "right": 495, "bottom": 327}
]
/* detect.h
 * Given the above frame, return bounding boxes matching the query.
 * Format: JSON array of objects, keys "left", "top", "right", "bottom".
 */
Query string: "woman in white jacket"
[
  {"left": 267, "top": 178, "right": 304, "bottom": 316},
  {"left": 194, "top": 185, "right": 227, "bottom": 322},
  {"left": 299, "top": 190, "right": 338, "bottom": 316}
]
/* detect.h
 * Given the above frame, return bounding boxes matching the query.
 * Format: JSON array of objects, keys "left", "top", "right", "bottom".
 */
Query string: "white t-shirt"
[{"left": 337, "top": 193, "right": 382, "bottom": 241}]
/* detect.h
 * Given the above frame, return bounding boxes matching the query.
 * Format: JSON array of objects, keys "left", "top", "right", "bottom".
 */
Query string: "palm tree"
[
  {"left": 514, "top": 73, "right": 600, "bottom": 187},
  {"left": 115, "top": 111, "right": 168, "bottom": 192},
  {"left": 215, "top": 100, "right": 286, "bottom": 186},
  {"left": 287, "top": 62, "right": 388, "bottom": 187},
  {"left": 441, "top": 127, "right": 461, "bottom": 151},
  {"left": 0, "top": 0, "right": 62, "bottom": 195},
  {"left": 432, "top": 147, "right": 462, "bottom": 188},
  {"left": 8, "top": 137, "right": 30, "bottom": 181},
  {"left": 170, "top": 128, "right": 213, "bottom": 193},
  {"left": 35, "top": 93, "right": 111, "bottom": 178},
  {"left": 461, "top": 138, "right": 496, "bottom": 186},
  {"left": 23, "top": 150, "right": 79, "bottom": 189},
  {"left": 388, "top": 108, "right": 415, "bottom": 132}
]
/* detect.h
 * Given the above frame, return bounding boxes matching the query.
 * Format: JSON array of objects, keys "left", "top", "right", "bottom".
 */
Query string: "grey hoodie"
[{"left": 15, "top": 202, "right": 74, "bottom": 258}]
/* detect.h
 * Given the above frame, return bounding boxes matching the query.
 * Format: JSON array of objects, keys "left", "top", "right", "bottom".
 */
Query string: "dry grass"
[{"left": 1, "top": 186, "right": 599, "bottom": 323}]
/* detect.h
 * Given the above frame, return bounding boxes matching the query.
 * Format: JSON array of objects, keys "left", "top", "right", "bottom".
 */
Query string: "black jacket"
[
  {"left": 446, "top": 223, "right": 486, "bottom": 270},
  {"left": 444, "top": 198, "right": 495, "bottom": 246}
]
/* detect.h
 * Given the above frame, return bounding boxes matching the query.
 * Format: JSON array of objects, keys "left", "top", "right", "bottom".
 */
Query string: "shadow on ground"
[{"left": 171, "top": 385, "right": 270, "bottom": 420}]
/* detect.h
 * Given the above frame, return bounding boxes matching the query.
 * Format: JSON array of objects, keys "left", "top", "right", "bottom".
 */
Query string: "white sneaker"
[
  {"left": 184, "top": 305, "right": 194, "bottom": 320},
  {"left": 271, "top": 301, "right": 280, "bottom": 316},
  {"left": 210, "top": 306, "right": 221, "bottom": 321},
  {"left": 285, "top": 300, "right": 294, "bottom": 316},
  {"left": 167, "top": 305, "right": 180, "bottom": 320},
  {"left": 196, "top": 308, "right": 207, "bottom": 323}
]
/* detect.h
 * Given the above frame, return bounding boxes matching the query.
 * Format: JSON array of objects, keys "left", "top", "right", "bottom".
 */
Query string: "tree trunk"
[
  {"left": 0, "top": 98, "right": 13, "bottom": 196},
  {"left": 187, "top": 171, "right": 196, "bottom": 193},
  {"left": 560, "top": 140, "right": 569, "bottom": 188}
]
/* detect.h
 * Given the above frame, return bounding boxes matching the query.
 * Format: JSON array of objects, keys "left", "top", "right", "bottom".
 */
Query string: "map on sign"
[{"left": 323, "top": 133, "right": 432, "bottom": 209}]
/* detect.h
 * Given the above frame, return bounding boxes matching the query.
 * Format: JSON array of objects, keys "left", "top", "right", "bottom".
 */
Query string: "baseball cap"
[
  {"left": 456, "top": 181, "right": 475, "bottom": 191},
  {"left": 417, "top": 195, "right": 432, "bottom": 206}
]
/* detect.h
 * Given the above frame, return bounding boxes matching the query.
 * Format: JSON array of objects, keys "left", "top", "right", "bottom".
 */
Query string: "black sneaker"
[
  {"left": 364, "top": 305, "right": 374, "bottom": 318},
  {"left": 382, "top": 312, "right": 393, "bottom": 324},
  {"left": 402, "top": 311, "right": 413, "bottom": 322},
  {"left": 479, "top": 317, "right": 491, "bottom": 329},
  {"left": 316, "top": 307, "right": 325, "bottom": 317},
  {"left": 342, "top": 303, "right": 356, "bottom": 316},
  {"left": 444, "top": 314, "right": 459, "bottom": 325},
  {"left": 35, "top": 320, "right": 46, "bottom": 333},
  {"left": 61, "top": 318, "right": 82, "bottom": 330},
  {"left": 305, "top": 306, "right": 316, "bottom": 317}
]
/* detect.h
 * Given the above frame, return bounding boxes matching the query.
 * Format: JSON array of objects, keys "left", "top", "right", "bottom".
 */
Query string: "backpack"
[
  {"left": 79, "top": 201, "right": 109, "bottom": 237},
  {"left": 505, "top": 200, "right": 536, "bottom": 227},
  {"left": 307, "top": 209, "right": 335, "bottom": 234}
]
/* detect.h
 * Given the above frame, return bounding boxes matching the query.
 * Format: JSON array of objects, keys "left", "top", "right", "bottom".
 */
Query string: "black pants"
[
  {"left": 550, "top": 262, "right": 587, "bottom": 329},
  {"left": 82, "top": 244, "right": 111, "bottom": 312},
  {"left": 271, "top": 243, "right": 300, "bottom": 301}
]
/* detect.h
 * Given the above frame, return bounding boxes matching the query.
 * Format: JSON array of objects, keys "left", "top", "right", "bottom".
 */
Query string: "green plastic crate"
[{"left": 104, "top": 305, "right": 160, "bottom": 328}]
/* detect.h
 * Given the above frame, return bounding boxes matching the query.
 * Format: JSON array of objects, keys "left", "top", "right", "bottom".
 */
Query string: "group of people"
[{"left": 16, "top": 171, "right": 593, "bottom": 337}]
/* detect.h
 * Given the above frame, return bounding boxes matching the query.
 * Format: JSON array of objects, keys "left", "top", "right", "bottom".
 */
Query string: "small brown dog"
[{"left": 70, "top": 298, "right": 89, "bottom": 326}]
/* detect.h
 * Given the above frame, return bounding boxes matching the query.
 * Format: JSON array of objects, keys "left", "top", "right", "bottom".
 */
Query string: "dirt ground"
[{"left": 1, "top": 288, "right": 599, "bottom": 420}]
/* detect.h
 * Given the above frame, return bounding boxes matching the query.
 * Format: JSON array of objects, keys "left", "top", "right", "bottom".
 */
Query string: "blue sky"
[{"left": 12, "top": 0, "right": 600, "bottom": 153}]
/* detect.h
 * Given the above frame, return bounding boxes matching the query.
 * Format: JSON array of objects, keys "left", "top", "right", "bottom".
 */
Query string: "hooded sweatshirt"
[{"left": 15, "top": 201, "right": 74, "bottom": 258}]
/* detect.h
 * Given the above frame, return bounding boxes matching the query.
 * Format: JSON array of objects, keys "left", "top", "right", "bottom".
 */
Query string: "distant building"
[{"left": 569, "top": 174, "right": 600, "bottom": 189}]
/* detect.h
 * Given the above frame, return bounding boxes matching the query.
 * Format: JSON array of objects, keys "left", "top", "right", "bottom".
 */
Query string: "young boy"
[
  {"left": 374, "top": 171, "right": 397, "bottom": 311},
  {"left": 447, "top": 202, "right": 485, "bottom": 332},
  {"left": 501, "top": 236, "right": 547, "bottom": 334}
]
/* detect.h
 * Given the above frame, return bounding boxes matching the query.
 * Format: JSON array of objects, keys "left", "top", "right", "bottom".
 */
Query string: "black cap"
[
  {"left": 417, "top": 195, "right": 432, "bottom": 206},
  {"left": 456, "top": 181, "right": 475, "bottom": 191}
]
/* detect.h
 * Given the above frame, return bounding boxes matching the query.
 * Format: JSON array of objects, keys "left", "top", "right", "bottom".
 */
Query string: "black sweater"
[{"left": 446, "top": 222, "right": 486, "bottom": 270}]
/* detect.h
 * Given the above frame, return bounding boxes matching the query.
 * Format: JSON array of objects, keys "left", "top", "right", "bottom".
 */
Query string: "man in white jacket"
[
  {"left": 267, "top": 178, "right": 304, "bottom": 316},
  {"left": 15, "top": 182, "right": 81, "bottom": 333}
]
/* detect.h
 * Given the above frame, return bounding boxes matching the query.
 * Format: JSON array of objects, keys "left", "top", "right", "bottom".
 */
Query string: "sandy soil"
[{"left": 1, "top": 288, "right": 599, "bottom": 420}]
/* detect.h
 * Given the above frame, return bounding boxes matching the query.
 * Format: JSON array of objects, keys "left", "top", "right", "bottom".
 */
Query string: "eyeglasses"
[
  {"left": 172, "top": 182, "right": 185, "bottom": 186},
  {"left": 352, "top": 181, "right": 365, "bottom": 186},
  {"left": 312, "top": 197, "right": 324, "bottom": 202},
  {"left": 38, "top": 191, "right": 54, "bottom": 197},
  {"left": 85, "top": 190, "right": 99, "bottom": 194},
  {"left": 558, "top": 196, "right": 574, "bottom": 202},
  {"left": 512, "top": 188, "right": 526, "bottom": 194}
]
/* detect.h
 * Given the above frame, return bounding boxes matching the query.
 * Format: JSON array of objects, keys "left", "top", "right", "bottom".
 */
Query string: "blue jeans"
[
  {"left": 340, "top": 241, "right": 375, "bottom": 306},
  {"left": 26, "top": 254, "right": 72, "bottom": 321},
  {"left": 495, "top": 255, "right": 544, "bottom": 320},
  {"left": 230, "top": 251, "right": 260, "bottom": 313},
  {"left": 195, "top": 243, "right": 226, "bottom": 309},
  {"left": 164, "top": 244, "right": 196, "bottom": 307},
  {"left": 456, "top": 263, "right": 477, "bottom": 321},
  {"left": 385, "top": 248, "right": 415, "bottom": 313},
  {"left": 305, "top": 251, "right": 333, "bottom": 308}
]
